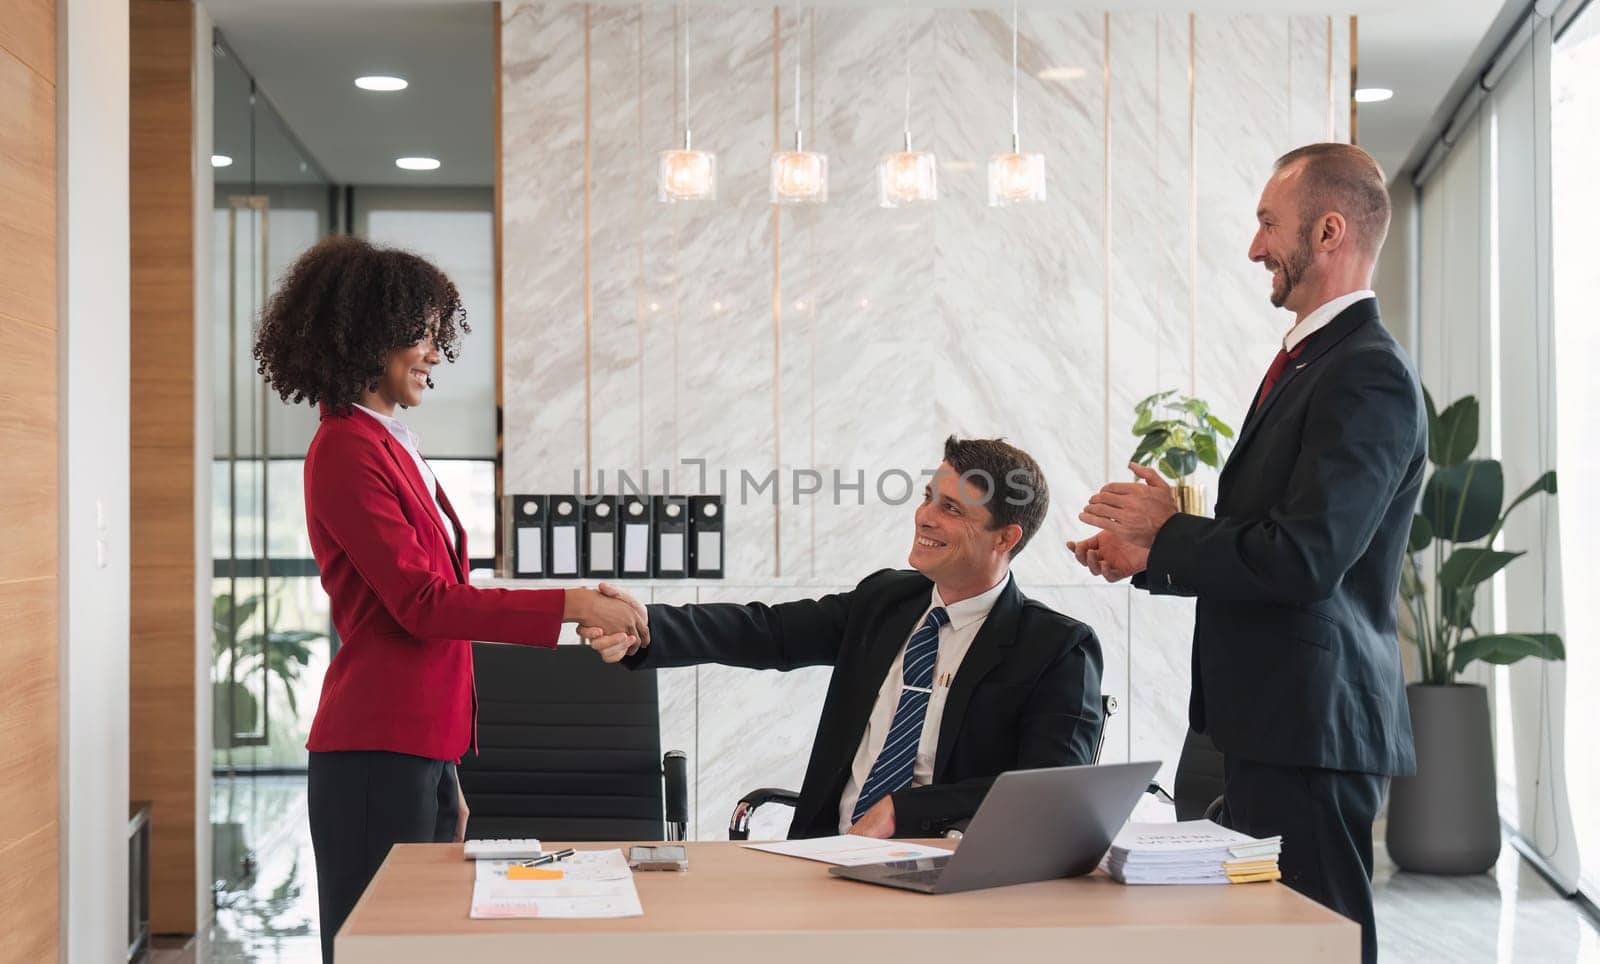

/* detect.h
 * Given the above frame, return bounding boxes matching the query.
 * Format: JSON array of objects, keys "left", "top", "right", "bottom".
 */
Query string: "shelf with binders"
[{"left": 500, "top": 493, "right": 724, "bottom": 582}]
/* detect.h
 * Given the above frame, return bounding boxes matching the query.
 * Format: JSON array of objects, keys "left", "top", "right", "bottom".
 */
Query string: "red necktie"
[{"left": 1255, "top": 344, "right": 1302, "bottom": 409}]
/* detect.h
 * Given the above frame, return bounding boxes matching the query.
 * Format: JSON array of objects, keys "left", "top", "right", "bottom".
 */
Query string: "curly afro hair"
[{"left": 253, "top": 234, "right": 469, "bottom": 411}]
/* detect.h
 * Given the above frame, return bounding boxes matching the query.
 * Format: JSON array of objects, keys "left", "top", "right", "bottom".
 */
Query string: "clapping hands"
[
  {"left": 566, "top": 582, "right": 651, "bottom": 663},
  {"left": 1067, "top": 463, "right": 1170, "bottom": 583}
]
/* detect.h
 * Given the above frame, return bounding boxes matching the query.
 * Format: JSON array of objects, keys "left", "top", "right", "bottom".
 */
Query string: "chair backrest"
[
  {"left": 1172, "top": 728, "right": 1226, "bottom": 821},
  {"left": 458, "top": 642, "right": 665, "bottom": 841}
]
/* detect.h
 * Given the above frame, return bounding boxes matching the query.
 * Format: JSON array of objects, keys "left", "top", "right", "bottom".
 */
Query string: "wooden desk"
[{"left": 338, "top": 841, "right": 1357, "bottom": 963}]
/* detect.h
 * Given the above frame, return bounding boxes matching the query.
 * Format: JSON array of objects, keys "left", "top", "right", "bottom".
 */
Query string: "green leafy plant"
[
  {"left": 1130, "top": 391, "right": 1236, "bottom": 481},
  {"left": 1400, "top": 390, "right": 1564, "bottom": 684},
  {"left": 213, "top": 591, "right": 326, "bottom": 747}
]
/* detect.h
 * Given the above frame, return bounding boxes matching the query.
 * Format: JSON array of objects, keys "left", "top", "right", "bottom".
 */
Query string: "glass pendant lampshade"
[
  {"left": 660, "top": 133, "right": 717, "bottom": 202},
  {"left": 878, "top": 134, "right": 937, "bottom": 207},
  {"left": 989, "top": 0, "right": 1045, "bottom": 207},
  {"left": 658, "top": 3, "right": 716, "bottom": 203},
  {"left": 988, "top": 136, "right": 1046, "bottom": 206},
  {"left": 770, "top": 8, "right": 827, "bottom": 205},
  {"left": 880, "top": 0, "right": 936, "bottom": 208},
  {"left": 771, "top": 136, "right": 828, "bottom": 204}
]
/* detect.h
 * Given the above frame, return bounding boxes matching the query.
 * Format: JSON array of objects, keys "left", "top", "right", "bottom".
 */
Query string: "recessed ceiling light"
[
  {"left": 1354, "top": 87, "right": 1394, "bottom": 103},
  {"left": 211, "top": 154, "right": 233, "bottom": 168},
  {"left": 1038, "top": 66, "right": 1086, "bottom": 83},
  {"left": 395, "top": 156, "right": 441, "bottom": 171},
  {"left": 356, "top": 75, "right": 408, "bottom": 92}
]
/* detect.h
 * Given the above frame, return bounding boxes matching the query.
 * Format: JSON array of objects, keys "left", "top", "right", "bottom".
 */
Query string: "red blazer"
[{"left": 302, "top": 406, "right": 564, "bottom": 761}]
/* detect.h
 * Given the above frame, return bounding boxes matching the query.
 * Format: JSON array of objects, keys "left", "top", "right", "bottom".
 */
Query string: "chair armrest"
[
  {"left": 728, "top": 788, "right": 801, "bottom": 841},
  {"left": 663, "top": 751, "right": 689, "bottom": 841}
]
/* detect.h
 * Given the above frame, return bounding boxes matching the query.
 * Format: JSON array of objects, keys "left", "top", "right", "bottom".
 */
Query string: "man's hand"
[
  {"left": 847, "top": 796, "right": 896, "bottom": 839},
  {"left": 454, "top": 778, "right": 471, "bottom": 843},
  {"left": 1066, "top": 531, "right": 1150, "bottom": 583},
  {"left": 1078, "top": 463, "right": 1180, "bottom": 549}
]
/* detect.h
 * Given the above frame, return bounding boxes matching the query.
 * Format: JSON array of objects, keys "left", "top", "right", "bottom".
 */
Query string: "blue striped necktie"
[{"left": 852, "top": 606, "right": 950, "bottom": 824}]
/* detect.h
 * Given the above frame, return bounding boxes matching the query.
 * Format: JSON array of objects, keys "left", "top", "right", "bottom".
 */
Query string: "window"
[{"left": 1553, "top": 0, "right": 1600, "bottom": 900}]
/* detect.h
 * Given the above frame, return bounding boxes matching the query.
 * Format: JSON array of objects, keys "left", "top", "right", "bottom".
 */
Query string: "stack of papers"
[
  {"left": 743, "top": 835, "right": 953, "bottom": 867},
  {"left": 469, "top": 849, "right": 644, "bottom": 919},
  {"left": 1102, "top": 820, "right": 1283, "bottom": 885}
]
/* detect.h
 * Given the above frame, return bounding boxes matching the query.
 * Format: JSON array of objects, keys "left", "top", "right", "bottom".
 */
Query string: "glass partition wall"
[
  {"left": 209, "top": 36, "right": 336, "bottom": 914},
  {"left": 211, "top": 36, "right": 337, "bottom": 774}
]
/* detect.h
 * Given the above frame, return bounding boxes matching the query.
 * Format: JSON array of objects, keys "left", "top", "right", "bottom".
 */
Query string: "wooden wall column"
[
  {"left": 130, "top": 0, "right": 200, "bottom": 935},
  {"left": 0, "top": 0, "right": 61, "bottom": 958}
]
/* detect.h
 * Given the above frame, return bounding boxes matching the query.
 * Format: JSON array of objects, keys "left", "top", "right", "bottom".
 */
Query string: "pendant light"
[
  {"left": 770, "top": 6, "right": 828, "bottom": 204},
  {"left": 988, "top": 0, "right": 1045, "bottom": 206},
  {"left": 659, "top": 1, "right": 716, "bottom": 202},
  {"left": 877, "top": 0, "right": 936, "bottom": 207}
]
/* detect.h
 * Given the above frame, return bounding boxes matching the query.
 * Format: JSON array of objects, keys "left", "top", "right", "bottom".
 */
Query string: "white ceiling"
[{"left": 202, "top": 0, "right": 1512, "bottom": 189}]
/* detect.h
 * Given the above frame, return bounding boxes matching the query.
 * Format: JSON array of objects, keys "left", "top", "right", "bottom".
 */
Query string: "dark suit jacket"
[
  {"left": 625, "top": 569, "right": 1104, "bottom": 838},
  {"left": 1137, "top": 298, "right": 1423, "bottom": 776}
]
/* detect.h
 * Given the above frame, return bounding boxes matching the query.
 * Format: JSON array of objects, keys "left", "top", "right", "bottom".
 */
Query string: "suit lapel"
[
  {"left": 434, "top": 481, "right": 469, "bottom": 582},
  {"left": 933, "top": 576, "right": 1021, "bottom": 779},
  {"left": 1225, "top": 300, "right": 1379, "bottom": 480},
  {"left": 379, "top": 435, "right": 465, "bottom": 582}
]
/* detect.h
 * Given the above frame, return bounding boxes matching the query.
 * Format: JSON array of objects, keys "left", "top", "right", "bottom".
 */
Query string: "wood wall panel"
[
  {"left": 0, "top": 579, "right": 60, "bottom": 852},
  {"left": 130, "top": 0, "right": 200, "bottom": 935},
  {"left": 0, "top": 1, "right": 59, "bottom": 957},
  {"left": 0, "top": 824, "right": 60, "bottom": 964},
  {"left": 0, "top": 315, "right": 58, "bottom": 583},
  {"left": 0, "top": 0, "right": 55, "bottom": 80},
  {"left": 0, "top": 47, "right": 57, "bottom": 330}
]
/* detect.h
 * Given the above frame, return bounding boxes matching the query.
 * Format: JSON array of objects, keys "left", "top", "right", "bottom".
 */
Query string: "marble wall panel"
[
  {"left": 806, "top": 7, "right": 942, "bottom": 582},
  {"left": 1194, "top": 14, "right": 1291, "bottom": 500},
  {"left": 503, "top": 3, "right": 588, "bottom": 492}
]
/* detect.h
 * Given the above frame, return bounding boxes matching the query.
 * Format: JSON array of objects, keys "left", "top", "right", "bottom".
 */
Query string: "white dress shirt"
[
  {"left": 837, "top": 574, "right": 1011, "bottom": 833},
  {"left": 1284, "top": 289, "right": 1375, "bottom": 353},
  {"left": 353, "top": 403, "right": 453, "bottom": 539}
]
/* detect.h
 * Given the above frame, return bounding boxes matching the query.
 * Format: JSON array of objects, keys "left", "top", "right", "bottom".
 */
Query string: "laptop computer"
[{"left": 828, "top": 760, "right": 1160, "bottom": 895}]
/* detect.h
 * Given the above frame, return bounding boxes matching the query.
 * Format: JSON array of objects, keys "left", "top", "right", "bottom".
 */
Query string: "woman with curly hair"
[{"left": 253, "top": 234, "right": 646, "bottom": 961}]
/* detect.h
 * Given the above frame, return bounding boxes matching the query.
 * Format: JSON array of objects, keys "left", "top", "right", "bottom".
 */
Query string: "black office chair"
[
  {"left": 1146, "top": 728, "right": 1226, "bottom": 821},
  {"left": 458, "top": 642, "right": 689, "bottom": 841},
  {"left": 728, "top": 694, "right": 1121, "bottom": 840}
]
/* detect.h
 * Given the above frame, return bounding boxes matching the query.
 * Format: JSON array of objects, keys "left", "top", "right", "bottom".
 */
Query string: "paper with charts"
[
  {"left": 743, "top": 835, "right": 953, "bottom": 867},
  {"left": 469, "top": 849, "right": 644, "bottom": 919}
]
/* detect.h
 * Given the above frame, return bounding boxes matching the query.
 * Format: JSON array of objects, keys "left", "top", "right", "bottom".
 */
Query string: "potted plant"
[
  {"left": 212, "top": 591, "right": 325, "bottom": 749},
  {"left": 1130, "top": 391, "right": 1235, "bottom": 516},
  {"left": 1387, "top": 390, "right": 1563, "bottom": 874}
]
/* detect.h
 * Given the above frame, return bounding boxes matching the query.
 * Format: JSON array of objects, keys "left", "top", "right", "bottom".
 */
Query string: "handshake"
[{"left": 562, "top": 582, "right": 652, "bottom": 663}]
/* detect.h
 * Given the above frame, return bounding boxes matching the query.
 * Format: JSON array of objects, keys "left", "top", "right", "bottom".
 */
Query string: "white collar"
[
  {"left": 352, "top": 402, "right": 421, "bottom": 450},
  {"left": 1284, "top": 290, "right": 1375, "bottom": 353},
  {"left": 931, "top": 573, "right": 1010, "bottom": 633}
]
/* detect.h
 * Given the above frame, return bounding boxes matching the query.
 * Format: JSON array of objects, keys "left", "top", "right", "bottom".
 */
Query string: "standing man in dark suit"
[
  {"left": 1069, "top": 143, "right": 1423, "bottom": 964},
  {"left": 601, "top": 437, "right": 1104, "bottom": 839}
]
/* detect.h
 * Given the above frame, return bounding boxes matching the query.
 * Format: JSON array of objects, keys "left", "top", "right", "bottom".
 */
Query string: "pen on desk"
[{"left": 523, "top": 848, "right": 577, "bottom": 867}]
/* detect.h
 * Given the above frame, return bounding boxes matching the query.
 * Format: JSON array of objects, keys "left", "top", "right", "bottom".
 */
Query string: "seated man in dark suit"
[{"left": 599, "top": 436, "right": 1104, "bottom": 839}]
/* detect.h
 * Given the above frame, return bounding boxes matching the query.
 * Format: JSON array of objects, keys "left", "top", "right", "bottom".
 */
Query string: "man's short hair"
[
  {"left": 941, "top": 435, "right": 1049, "bottom": 558},
  {"left": 1273, "top": 142, "right": 1391, "bottom": 258}
]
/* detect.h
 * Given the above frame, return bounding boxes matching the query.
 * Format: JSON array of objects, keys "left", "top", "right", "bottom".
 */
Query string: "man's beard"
[{"left": 1268, "top": 224, "right": 1315, "bottom": 308}]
